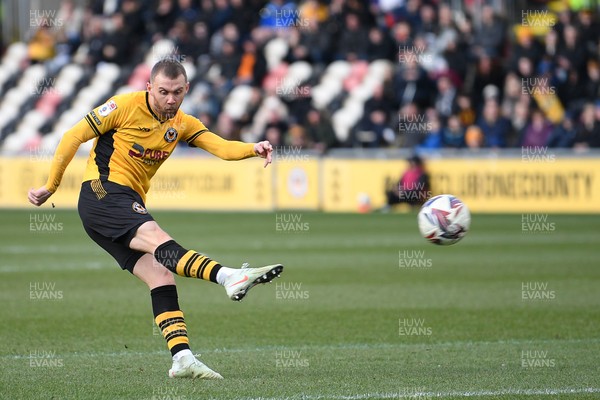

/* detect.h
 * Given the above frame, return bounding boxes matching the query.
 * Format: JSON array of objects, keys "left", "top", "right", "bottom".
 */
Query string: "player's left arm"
[{"left": 184, "top": 120, "right": 273, "bottom": 167}]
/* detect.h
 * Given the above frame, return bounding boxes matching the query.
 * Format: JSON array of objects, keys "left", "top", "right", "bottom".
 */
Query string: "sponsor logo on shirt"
[{"left": 128, "top": 143, "right": 170, "bottom": 165}]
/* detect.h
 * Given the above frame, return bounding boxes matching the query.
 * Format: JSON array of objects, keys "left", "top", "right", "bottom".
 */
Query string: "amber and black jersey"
[{"left": 45, "top": 91, "right": 257, "bottom": 201}]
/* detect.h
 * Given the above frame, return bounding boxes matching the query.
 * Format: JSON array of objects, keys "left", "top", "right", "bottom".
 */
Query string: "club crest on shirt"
[
  {"left": 164, "top": 127, "right": 178, "bottom": 143},
  {"left": 98, "top": 100, "right": 117, "bottom": 117},
  {"left": 132, "top": 202, "right": 148, "bottom": 215}
]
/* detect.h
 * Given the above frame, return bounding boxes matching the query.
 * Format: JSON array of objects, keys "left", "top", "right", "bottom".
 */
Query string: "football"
[{"left": 418, "top": 194, "right": 471, "bottom": 245}]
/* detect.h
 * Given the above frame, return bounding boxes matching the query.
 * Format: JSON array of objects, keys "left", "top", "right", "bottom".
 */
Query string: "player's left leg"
[
  {"left": 130, "top": 221, "right": 284, "bottom": 301},
  {"left": 132, "top": 254, "right": 222, "bottom": 379}
]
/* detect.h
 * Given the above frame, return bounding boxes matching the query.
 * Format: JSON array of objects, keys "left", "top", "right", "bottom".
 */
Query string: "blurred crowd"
[{"left": 22, "top": 0, "right": 600, "bottom": 151}]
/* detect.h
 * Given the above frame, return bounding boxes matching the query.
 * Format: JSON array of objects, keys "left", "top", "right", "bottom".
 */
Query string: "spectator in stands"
[
  {"left": 264, "top": 125, "right": 284, "bottom": 147},
  {"left": 403, "top": 0, "right": 423, "bottom": 30},
  {"left": 575, "top": 9, "right": 599, "bottom": 50},
  {"left": 381, "top": 154, "right": 430, "bottom": 211},
  {"left": 432, "top": 4, "right": 458, "bottom": 55},
  {"left": 236, "top": 39, "right": 267, "bottom": 87},
  {"left": 396, "top": 102, "right": 424, "bottom": 148},
  {"left": 510, "top": 98, "right": 531, "bottom": 147},
  {"left": 367, "top": 27, "right": 396, "bottom": 62},
  {"left": 442, "top": 114, "right": 465, "bottom": 148},
  {"left": 392, "top": 21, "right": 413, "bottom": 51},
  {"left": 151, "top": 0, "right": 180, "bottom": 38},
  {"left": 56, "top": 0, "right": 84, "bottom": 55},
  {"left": 547, "top": 113, "right": 576, "bottom": 148},
  {"left": 28, "top": 20, "right": 56, "bottom": 63},
  {"left": 573, "top": 102, "right": 600, "bottom": 149},
  {"left": 501, "top": 73, "right": 523, "bottom": 119},
  {"left": 169, "top": 20, "right": 195, "bottom": 60},
  {"left": 473, "top": 5, "right": 506, "bottom": 58},
  {"left": 305, "top": 108, "right": 337, "bottom": 154},
  {"left": 476, "top": 99, "right": 510, "bottom": 148},
  {"left": 464, "top": 125, "right": 484, "bottom": 149},
  {"left": 470, "top": 54, "right": 505, "bottom": 108},
  {"left": 121, "top": 0, "right": 146, "bottom": 44},
  {"left": 177, "top": 0, "right": 199, "bottom": 24},
  {"left": 335, "top": 13, "right": 369, "bottom": 61},
  {"left": 520, "top": 108, "right": 554, "bottom": 148},
  {"left": 230, "top": 0, "right": 260, "bottom": 37},
  {"left": 260, "top": 0, "right": 297, "bottom": 30},
  {"left": 585, "top": 61, "right": 600, "bottom": 102},
  {"left": 210, "top": 23, "right": 239, "bottom": 58},
  {"left": 214, "top": 40, "right": 241, "bottom": 93},
  {"left": 99, "top": 13, "right": 131, "bottom": 65},
  {"left": 557, "top": 25, "right": 588, "bottom": 76},
  {"left": 455, "top": 94, "right": 476, "bottom": 127},
  {"left": 417, "top": 110, "right": 443, "bottom": 150},
  {"left": 354, "top": 108, "right": 395, "bottom": 148},
  {"left": 394, "top": 59, "right": 433, "bottom": 109},
  {"left": 287, "top": 123, "right": 310, "bottom": 148},
  {"left": 364, "top": 85, "right": 393, "bottom": 120},
  {"left": 414, "top": 3, "right": 436, "bottom": 38},
  {"left": 509, "top": 27, "right": 543, "bottom": 73},
  {"left": 295, "top": 18, "right": 331, "bottom": 65},
  {"left": 211, "top": 0, "right": 233, "bottom": 32},
  {"left": 434, "top": 75, "right": 456, "bottom": 121}
]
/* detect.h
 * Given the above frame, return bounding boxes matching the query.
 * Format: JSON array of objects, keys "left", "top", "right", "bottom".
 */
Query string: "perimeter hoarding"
[
  {"left": 1, "top": 157, "right": 273, "bottom": 210},
  {"left": 321, "top": 158, "right": 598, "bottom": 213},
  {"left": 1, "top": 156, "right": 598, "bottom": 213}
]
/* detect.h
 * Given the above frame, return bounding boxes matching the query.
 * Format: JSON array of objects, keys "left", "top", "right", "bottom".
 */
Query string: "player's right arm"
[
  {"left": 29, "top": 96, "right": 124, "bottom": 206},
  {"left": 28, "top": 119, "right": 97, "bottom": 206}
]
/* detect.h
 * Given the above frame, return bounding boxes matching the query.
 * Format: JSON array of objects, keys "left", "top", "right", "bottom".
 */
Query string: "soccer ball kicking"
[
  {"left": 418, "top": 194, "right": 471, "bottom": 245},
  {"left": 28, "top": 59, "right": 283, "bottom": 379}
]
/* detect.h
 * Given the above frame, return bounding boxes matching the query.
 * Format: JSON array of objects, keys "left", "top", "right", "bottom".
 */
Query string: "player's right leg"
[{"left": 130, "top": 220, "right": 284, "bottom": 301}]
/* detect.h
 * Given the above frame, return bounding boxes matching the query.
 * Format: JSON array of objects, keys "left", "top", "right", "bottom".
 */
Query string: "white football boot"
[
  {"left": 168, "top": 354, "right": 223, "bottom": 379},
  {"left": 224, "top": 263, "right": 284, "bottom": 301}
]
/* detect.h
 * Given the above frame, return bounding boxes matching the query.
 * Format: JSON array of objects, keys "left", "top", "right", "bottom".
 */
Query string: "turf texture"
[{"left": 0, "top": 210, "right": 598, "bottom": 399}]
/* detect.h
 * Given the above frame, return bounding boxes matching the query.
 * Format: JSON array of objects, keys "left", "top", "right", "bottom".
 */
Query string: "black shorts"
[{"left": 78, "top": 179, "right": 154, "bottom": 273}]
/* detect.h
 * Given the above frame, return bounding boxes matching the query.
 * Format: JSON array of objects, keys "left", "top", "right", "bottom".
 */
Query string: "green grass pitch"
[{"left": 0, "top": 210, "right": 599, "bottom": 399}]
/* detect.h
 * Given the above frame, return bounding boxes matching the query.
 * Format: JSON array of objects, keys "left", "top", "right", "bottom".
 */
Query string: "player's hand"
[
  {"left": 28, "top": 186, "right": 53, "bottom": 207},
  {"left": 254, "top": 140, "right": 273, "bottom": 168}
]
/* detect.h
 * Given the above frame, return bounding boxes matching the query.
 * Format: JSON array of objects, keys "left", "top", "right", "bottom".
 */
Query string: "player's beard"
[{"left": 156, "top": 104, "right": 178, "bottom": 120}]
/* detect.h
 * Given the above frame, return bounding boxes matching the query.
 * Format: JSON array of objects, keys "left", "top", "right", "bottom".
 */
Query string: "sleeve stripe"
[
  {"left": 84, "top": 115, "right": 102, "bottom": 136},
  {"left": 186, "top": 129, "right": 209, "bottom": 144}
]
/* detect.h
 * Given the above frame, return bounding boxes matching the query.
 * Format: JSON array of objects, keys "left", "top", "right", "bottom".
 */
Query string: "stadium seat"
[
  {"left": 223, "top": 85, "right": 253, "bottom": 120},
  {"left": 286, "top": 61, "right": 313, "bottom": 84},
  {"left": 264, "top": 37, "right": 289, "bottom": 70}
]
